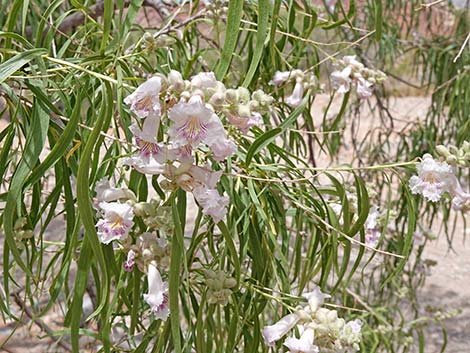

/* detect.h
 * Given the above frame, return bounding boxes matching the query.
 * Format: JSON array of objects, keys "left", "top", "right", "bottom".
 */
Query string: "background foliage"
[{"left": 0, "top": 0, "right": 468, "bottom": 352}]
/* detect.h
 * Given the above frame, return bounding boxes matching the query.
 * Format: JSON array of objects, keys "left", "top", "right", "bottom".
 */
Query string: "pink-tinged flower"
[
  {"left": 271, "top": 70, "right": 303, "bottom": 86},
  {"left": 96, "top": 202, "right": 134, "bottom": 244},
  {"left": 331, "top": 66, "right": 352, "bottom": 94},
  {"left": 302, "top": 287, "right": 330, "bottom": 312},
  {"left": 203, "top": 123, "right": 237, "bottom": 161},
  {"left": 168, "top": 96, "right": 235, "bottom": 160},
  {"left": 144, "top": 262, "right": 169, "bottom": 320},
  {"left": 284, "top": 327, "right": 319, "bottom": 353},
  {"left": 130, "top": 116, "right": 161, "bottom": 160},
  {"left": 365, "top": 206, "right": 381, "bottom": 248},
  {"left": 342, "top": 55, "right": 365, "bottom": 71},
  {"left": 227, "top": 112, "right": 263, "bottom": 134},
  {"left": 451, "top": 189, "right": 470, "bottom": 211},
  {"left": 262, "top": 313, "right": 301, "bottom": 346},
  {"left": 123, "top": 157, "right": 167, "bottom": 175},
  {"left": 124, "top": 77, "right": 162, "bottom": 118},
  {"left": 168, "top": 96, "right": 216, "bottom": 148},
  {"left": 190, "top": 72, "right": 219, "bottom": 91},
  {"left": 409, "top": 154, "right": 454, "bottom": 202},
  {"left": 124, "top": 249, "right": 136, "bottom": 272},
  {"left": 356, "top": 77, "right": 374, "bottom": 99},
  {"left": 94, "top": 178, "right": 136, "bottom": 204},
  {"left": 192, "top": 186, "right": 229, "bottom": 223},
  {"left": 286, "top": 81, "right": 305, "bottom": 107}
]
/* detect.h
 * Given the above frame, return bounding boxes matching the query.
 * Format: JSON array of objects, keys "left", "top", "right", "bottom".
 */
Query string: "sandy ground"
[{"left": 1, "top": 95, "right": 469, "bottom": 352}]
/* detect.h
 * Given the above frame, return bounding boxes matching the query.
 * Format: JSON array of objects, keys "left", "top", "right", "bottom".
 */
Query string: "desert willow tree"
[{"left": 0, "top": 1, "right": 468, "bottom": 352}]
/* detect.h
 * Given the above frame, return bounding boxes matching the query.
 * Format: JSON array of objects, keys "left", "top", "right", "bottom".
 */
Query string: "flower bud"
[
  {"left": 209, "top": 92, "right": 226, "bottom": 107},
  {"left": 225, "top": 89, "right": 239, "bottom": 104},
  {"left": 237, "top": 87, "right": 250, "bottom": 103}
]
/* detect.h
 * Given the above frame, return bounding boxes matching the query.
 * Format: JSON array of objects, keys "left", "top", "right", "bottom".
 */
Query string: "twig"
[
  {"left": 453, "top": 32, "right": 470, "bottom": 63},
  {"left": 12, "top": 291, "right": 73, "bottom": 352},
  {"left": 415, "top": 0, "right": 447, "bottom": 11},
  {"left": 25, "top": 0, "right": 172, "bottom": 38}
]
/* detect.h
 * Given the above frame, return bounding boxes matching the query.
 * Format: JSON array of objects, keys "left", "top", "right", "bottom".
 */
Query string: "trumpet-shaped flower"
[
  {"left": 124, "top": 249, "right": 136, "bottom": 272},
  {"left": 286, "top": 81, "right": 305, "bottom": 107},
  {"left": 365, "top": 206, "right": 381, "bottom": 248},
  {"left": 303, "top": 287, "right": 331, "bottom": 312},
  {"left": 356, "top": 77, "right": 374, "bottom": 99},
  {"left": 192, "top": 185, "right": 230, "bottom": 223},
  {"left": 124, "top": 77, "right": 162, "bottom": 118},
  {"left": 331, "top": 66, "right": 352, "bottom": 94},
  {"left": 168, "top": 96, "right": 235, "bottom": 160},
  {"left": 203, "top": 123, "right": 237, "bottom": 161},
  {"left": 284, "top": 327, "right": 319, "bottom": 353},
  {"left": 144, "top": 262, "right": 169, "bottom": 320},
  {"left": 94, "top": 178, "right": 136, "bottom": 204},
  {"left": 227, "top": 112, "right": 263, "bottom": 134},
  {"left": 409, "top": 154, "right": 454, "bottom": 202},
  {"left": 96, "top": 202, "right": 134, "bottom": 244},
  {"left": 271, "top": 70, "right": 303, "bottom": 86},
  {"left": 262, "top": 313, "right": 301, "bottom": 347},
  {"left": 190, "top": 71, "right": 219, "bottom": 91},
  {"left": 168, "top": 96, "right": 216, "bottom": 148}
]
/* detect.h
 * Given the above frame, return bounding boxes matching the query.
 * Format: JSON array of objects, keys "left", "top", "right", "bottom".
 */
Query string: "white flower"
[
  {"left": 129, "top": 116, "right": 177, "bottom": 165},
  {"left": 124, "top": 157, "right": 167, "bottom": 175},
  {"left": 168, "top": 96, "right": 217, "bottom": 148},
  {"left": 271, "top": 70, "right": 303, "bottom": 86},
  {"left": 286, "top": 81, "right": 305, "bottom": 107},
  {"left": 168, "top": 70, "right": 185, "bottom": 92},
  {"left": 192, "top": 186, "right": 230, "bottom": 223},
  {"left": 190, "top": 71, "right": 219, "bottom": 91},
  {"left": 409, "top": 154, "right": 454, "bottom": 202},
  {"left": 124, "top": 77, "right": 162, "bottom": 118},
  {"left": 302, "top": 287, "right": 330, "bottom": 312},
  {"left": 331, "top": 66, "right": 352, "bottom": 94},
  {"left": 203, "top": 122, "right": 237, "bottom": 161},
  {"left": 340, "top": 319, "right": 362, "bottom": 351},
  {"left": 227, "top": 112, "right": 263, "bottom": 134},
  {"left": 365, "top": 206, "right": 381, "bottom": 248},
  {"left": 124, "top": 249, "right": 136, "bottom": 272},
  {"left": 284, "top": 327, "right": 319, "bottom": 353},
  {"left": 168, "top": 96, "right": 235, "bottom": 160},
  {"left": 342, "top": 55, "right": 364, "bottom": 71},
  {"left": 262, "top": 313, "right": 301, "bottom": 346},
  {"left": 96, "top": 202, "right": 134, "bottom": 244},
  {"left": 356, "top": 77, "right": 374, "bottom": 99},
  {"left": 94, "top": 178, "right": 136, "bottom": 204},
  {"left": 451, "top": 190, "right": 470, "bottom": 211},
  {"left": 144, "top": 262, "right": 169, "bottom": 320}
]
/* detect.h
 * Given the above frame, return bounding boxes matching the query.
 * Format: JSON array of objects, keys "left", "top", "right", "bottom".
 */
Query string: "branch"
[
  {"left": 12, "top": 292, "right": 73, "bottom": 352},
  {"left": 25, "top": 0, "right": 172, "bottom": 38}
]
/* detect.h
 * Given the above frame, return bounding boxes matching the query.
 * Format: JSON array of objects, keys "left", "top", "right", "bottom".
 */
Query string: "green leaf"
[
  {"left": 375, "top": 0, "right": 383, "bottom": 41},
  {"left": 214, "top": 0, "right": 244, "bottom": 80},
  {"left": 0, "top": 48, "right": 46, "bottom": 84},
  {"left": 245, "top": 127, "right": 282, "bottom": 167},
  {"left": 242, "top": 0, "right": 272, "bottom": 87}
]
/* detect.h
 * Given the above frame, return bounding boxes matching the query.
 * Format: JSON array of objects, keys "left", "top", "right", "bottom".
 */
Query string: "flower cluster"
[
  {"left": 436, "top": 141, "right": 470, "bottom": 167},
  {"left": 92, "top": 178, "right": 171, "bottom": 320},
  {"left": 262, "top": 288, "right": 362, "bottom": 353},
  {"left": 271, "top": 70, "right": 322, "bottom": 107},
  {"left": 204, "top": 269, "right": 237, "bottom": 306},
  {"left": 123, "top": 71, "right": 273, "bottom": 223},
  {"left": 330, "top": 55, "right": 386, "bottom": 99},
  {"left": 409, "top": 153, "right": 470, "bottom": 211}
]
